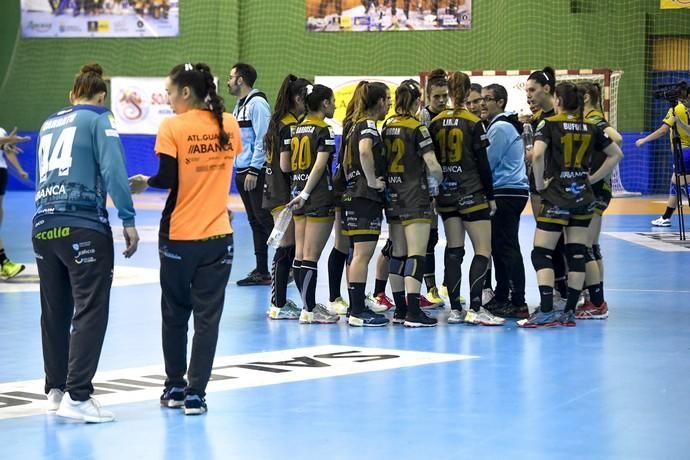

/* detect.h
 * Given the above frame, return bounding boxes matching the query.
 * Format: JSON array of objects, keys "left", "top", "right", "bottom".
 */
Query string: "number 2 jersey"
[
  {"left": 33, "top": 105, "right": 135, "bottom": 236},
  {"left": 381, "top": 115, "right": 435, "bottom": 212},
  {"left": 263, "top": 112, "right": 298, "bottom": 211},
  {"left": 534, "top": 113, "right": 612, "bottom": 208},
  {"left": 290, "top": 115, "right": 336, "bottom": 210}
]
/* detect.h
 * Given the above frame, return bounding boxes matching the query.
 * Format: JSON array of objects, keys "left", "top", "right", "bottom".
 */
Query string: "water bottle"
[
  {"left": 267, "top": 206, "right": 293, "bottom": 248},
  {"left": 427, "top": 175, "right": 440, "bottom": 197},
  {"left": 522, "top": 123, "right": 534, "bottom": 149}
]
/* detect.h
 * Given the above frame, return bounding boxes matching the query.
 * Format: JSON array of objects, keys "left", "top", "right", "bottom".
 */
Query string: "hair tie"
[
  {"left": 542, "top": 71, "right": 551, "bottom": 83},
  {"left": 184, "top": 63, "right": 193, "bottom": 71},
  {"left": 306, "top": 85, "right": 313, "bottom": 95}
]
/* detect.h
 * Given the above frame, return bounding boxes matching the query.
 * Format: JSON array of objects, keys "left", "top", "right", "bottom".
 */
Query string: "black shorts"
[
  {"left": 438, "top": 191, "right": 491, "bottom": 222},
  {"left": 386, "top": 207, "right": 433, "bottom": 225},
  {"left": 0, "top": 168, "right": 7, "bottom": 196},
  {"left": 342, "top": 198, "right": 383, "bottom": 242},
  {"left": 293, "top": 205, "right": 335, "bottom": 222},
  {"left": 591, "top": 182, "right": 612, "bottom": 215},
  {"left": 536, "top": 200, "right": 593, "bottom": 231}
]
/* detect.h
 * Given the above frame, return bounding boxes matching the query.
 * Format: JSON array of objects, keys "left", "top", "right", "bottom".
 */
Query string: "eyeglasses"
[{"left": 483, "top": 96, "right": 497, "bottom": 102}]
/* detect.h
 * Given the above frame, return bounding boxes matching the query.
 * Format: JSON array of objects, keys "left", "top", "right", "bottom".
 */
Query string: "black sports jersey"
[
  {"left": 429, "top": 108, "right": 492, "bottom": 204},
  {"left": 584, "top": 109, "right": 612, "bottom": 193},
  {"left": 291, "top": 115, "right": 336, "bottom": 210},
  {"left": 263, "top": 113, "right": 298, "bottom": 210},
  {"left": 534, "top": 113, "right": 612, "bottom": 208},
  {"left": 528, "top": 107, "right": 556, "bottom": 192},
  {"left": 381, "top": 115, "right": 435, "bottom": 212},
  {"left": 343, "top": 118, "right": 386, "bottom": 203}
]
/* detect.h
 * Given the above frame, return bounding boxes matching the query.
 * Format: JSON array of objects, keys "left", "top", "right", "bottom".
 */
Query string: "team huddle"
[{"left": 263, "top": 66, "right": 623, "bottom": 329}]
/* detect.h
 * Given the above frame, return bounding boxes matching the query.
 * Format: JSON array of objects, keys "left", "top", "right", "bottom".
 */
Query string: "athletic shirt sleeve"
[
  {"left": 279, "top": 123, "right": 293, "bottom": 152},
  {"left": 154, "top": 117, "right": 178, "bottom": 159},
  {"left": 534, "top": 119, "right": 550, "bottom": 146},
  {"left": 317, "top": 125, "right": 336, "bottom": 154},
  {"left": 416, "top": 124, "right": 434, "bottom": 157},
  {"left": 592, "top": 125, "right": 613, "bottom": 152},
  {"left": 93, "top": 113, "right": 136, "bottom": 227}
]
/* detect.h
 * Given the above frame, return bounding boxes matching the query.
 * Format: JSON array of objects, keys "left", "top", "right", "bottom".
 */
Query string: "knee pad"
[
  {"left": 389, "top": 255, "right": 406, "bottom": 277},
  {"left": 565, "top": 243, "right": 587, "bottom": 273},
  {"left": 381, "top": 238, "right": 393, "bottom": 258},
  {"left": 445, "top": 246, "right": 465, "bottom": 264},
  {"left": 592, "top": 244, "right": 602, "bottom": 261},
  {"left": 404, "top": 255, "right": 426, "bottom": 282},
  {"left": 585, "top": 246, "right": 596, "bottom": 263},
  {"left": 531, "top": 247, "right": 553, "bottom": 272},
  {"left": 426, "top": 228, "right": 439, "bottom": 252}
]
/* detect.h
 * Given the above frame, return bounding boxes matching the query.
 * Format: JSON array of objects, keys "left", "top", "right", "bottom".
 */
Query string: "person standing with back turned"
[
  {"left": 228, "top": 63, "right": 274, "bottom": 285},
  {"left": 34, "top": 64, "right": 139, "bottom": 423}
]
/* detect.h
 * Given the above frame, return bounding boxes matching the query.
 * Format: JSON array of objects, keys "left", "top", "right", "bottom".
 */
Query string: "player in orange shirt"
[{"left": 129, "top": 62, "right": 241, "bottom": 416}]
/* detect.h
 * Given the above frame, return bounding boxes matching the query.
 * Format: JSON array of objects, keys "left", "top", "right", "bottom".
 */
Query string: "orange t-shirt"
[{"left": 154, "top": 109, "right": 241, "bottom": 240}]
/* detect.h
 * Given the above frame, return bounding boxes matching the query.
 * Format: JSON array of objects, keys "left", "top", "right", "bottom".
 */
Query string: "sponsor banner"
[
  {"left": 111, "top": 77, "right": 173, "bottom": 134},
  {"left": 306, "top": 0, "right": 472, "bottom": 32},
  {"left": 660, "top": 0, "right": 690, "bottom": 9},
  {"left": 21, "top": 0, "right": 179, "bottom": 38},
  {"left": 314, "top": 76, "right": 417, "bottom": 134},
  {"left": 0, "top": 345, "right": 476, "bottom": 420}
]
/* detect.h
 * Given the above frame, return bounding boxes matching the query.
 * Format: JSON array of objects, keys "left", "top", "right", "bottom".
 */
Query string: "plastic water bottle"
[
  {"left": 427, "top": 175, "right": 440, "bottom": 197},
  {"left": 522, "top": 123, "right": 534, "bottom": 149},
  {"left": 267, "top": 207, "right": 293, "bottom": 248}
]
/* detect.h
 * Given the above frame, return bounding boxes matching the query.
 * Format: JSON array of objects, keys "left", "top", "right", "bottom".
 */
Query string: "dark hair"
[
  {"left": 169, "top": 62, "right": 229, "bottom": 147},
  {"left": 426, "top": 68, "right": 448, "bottom": 95},
  {"left": 72, "top": 63, "right": 107, "bottom": 101},
  {"left": 265, "top": 74, "right": 311, "bottom": 155},
  {"left": 395, "top": 79, "right": 422, "bottom": 116},
  {"left": 343, "top": 81, "right": 368, "bottom": 134},
  {"left": 232, "top": 63, "right": 257, "bottom": 88},
  {"left": 448, "top": 72, "right": 471, "bottom": 108},
  {"left": 485, "top": 83, "right": 508, "bottom": 109},
  {"left": 577, "top": 81, "right": 602, "bottom": 110},
  {"left": 305, "top": 84, "right": 334, "bottom": 113},
  {"left": 528, "top": 66, "right": 556, "bottom": 95},
  {"left": 350, "top": 81, "right": 388, "bottom": 120},
  {"left": 555, "top": 82, "right": 584, "bottom": 121},
  {"left": 469, "top": 83, "right": 483, "bottom": 95}
]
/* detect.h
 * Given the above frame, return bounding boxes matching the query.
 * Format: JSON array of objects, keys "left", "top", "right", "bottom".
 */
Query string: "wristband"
[{"left": 298, "top": 191, "right": 310, "bottom": 200}]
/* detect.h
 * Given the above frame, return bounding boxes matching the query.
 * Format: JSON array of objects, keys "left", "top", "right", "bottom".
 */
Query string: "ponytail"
[
  {"left": 448, "top": 71, "right": 471, "bottom": 109},
  {"left": 395, "top": 80, "right": 422, "bottom": 117},
  {"left": 265, "top": 74, "right": 311, "bottom": 154}
]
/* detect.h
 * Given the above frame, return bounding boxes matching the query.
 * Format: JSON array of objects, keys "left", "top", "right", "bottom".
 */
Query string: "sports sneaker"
[
  {"left": 327, "top": 296, "right": 349, "bottom": 315},
  {"left": 422, "top": 287, "right": 445, "bottom": 308},
  {"left": 439, "top": 285, "right": 466, "bottom": 306},
  {"left": 553, "top": 291, "right": 567, "bottom": 311},
  {"left": 494, "top": 303, "right": 530, "bottom": 319},
  {"left": 464, "top": 307, "right": 506, "bottom": 326},
  {"left": 299, "top": 304, "right": 340, "bottom": 324},
  {"left": 236, "top": 269, "right": 271, "bottom": 286},
  {"left": 46, "top": 388, "right": 64, "bottom": 412},
  {"left": 268, "top": 300, "right": 301, "bottom": 320},
  {"left": 404, "top": 310, "right": 438, "bottom": 327},
  {"left": 517, "top": 309, "right": 561, "bottom": 328},
  {"left": 348, "top": 309, "right": 389, "bottom": 327},
  {"left": 651, "top": 216, "right": 671, "bottom": 227},
  {"left": 447, "top": 308, "right": 467, "bottom": 324},
  {"left": 56, "top": 393, "right": 114, "bottom": 423},
  {"left": 392, "top": 307, "right": 407, "bottom": 324},
  {"left": 183, "top": 394, "right": 207, "bottom": 416},
  {"left": 482, "top": 288, "right": 495, "bottom": 305},
  {"left": 160, "top": 386, "right": 185, "bottom": 408},
  {"left": 559, "top": 310, "right": 577, "bottom": 327},
  {"left": 1, "top": 260, "right": 25, "bottom": 280},
  {"left": 576, "top": 301, "right": 609, "bottom": 320},
  {"left": 365, "top": 292, "right": 395, "bottom": 313}
]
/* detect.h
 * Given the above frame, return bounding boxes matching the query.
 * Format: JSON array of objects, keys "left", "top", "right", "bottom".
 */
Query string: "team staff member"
[
  {"left": 263, "top": 75, "right": 311, "bottom": 321},
  {"left": 520, "top": 82, "right": 622, "bottom": 328},
  {"left": 341, "top": 81, "right": 390, "bottom": 327},
  {"left": 577, "top": 82, "right": 623, "bottom": 320},
  {"left": 34, "top": 64, "right": 139, "bottom": 423},
  {"left": 287, "top": 84, "right": 340, "bottom": 324},
  {"left": 429, "top": 72, "right": 504, "bottom": 326},
  {"left": 228, "top": 63, "right": 274, "bottom": 286},
  {"left": 130, "top": 63, "right": 239, "bottom": 415},
  {"left": 0, "top": 127, "right": 30, "bottom": 279},
  {"left": 383, "top": 80, "right": 443, "bottom": 327},
  {"left": 480, "top": 83, "right": 530, "bottom": 319}
]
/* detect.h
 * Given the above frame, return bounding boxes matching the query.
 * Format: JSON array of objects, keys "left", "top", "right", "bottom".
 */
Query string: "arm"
[
  {"left": 0, "top": 127, "right": 30, "bottom": 146},
  {"left": 279, "top": 148, "right": 292, "bottom": 173},
  {"left": 130, "top": 153, "right": 178, "bottom": 192},
  {"left": 247, "top": 99, "right": 271, "bottom": 177},
  {"left": 4, "top": 147, "right": 28, "bottom": 180},
  {"left": 635, "top": 124, "right": 669, "bottom": 147},
  {"left": 485, "top": 123, "right": 507, "bottom": 172},
  {"left": 358, "top": 137, "right": 385, "bottom": 191},
  {"left": 604, "top": 126, "right": 623, "bottom": 146},
  {"left": 590, "top": 142, "right": 623, "bottom": 185},
  {"left": 287, "top": 150, "right": 330, "bottom": 209},
  {"left": 475, "top": 144, "right": 495, "bottom": 201},
  {"left": 532, "top": 140, "right": 547, "bottom": 191},
  {"left": 422, "top": 151, "right": 442, "bottom": 182}
]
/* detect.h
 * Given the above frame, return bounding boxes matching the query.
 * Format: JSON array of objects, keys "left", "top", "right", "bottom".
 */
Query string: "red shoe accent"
[{"left": 374, "top": 292, "right": 395, "bottom": 311}]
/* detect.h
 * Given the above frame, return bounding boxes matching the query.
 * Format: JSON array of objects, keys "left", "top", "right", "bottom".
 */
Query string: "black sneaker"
[
  {"left": 184, "top": 394, "right": 207, "bottom": 415},
  {"left": 237, "top": 269, "right": 271, "bottom": 286},
  {"left": 392, "top": 307, "right": 407, "bottom": 325},
  {"left": 404, "top": 310, "right": 437, "bottom": 327},
  {"left": 160, "top": 386, "right": 184, "bottom": 408}
]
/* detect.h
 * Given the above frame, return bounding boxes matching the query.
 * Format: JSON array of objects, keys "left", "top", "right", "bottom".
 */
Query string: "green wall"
[{"left": 1, "top": 0, "right": 689, "bottom": 131}]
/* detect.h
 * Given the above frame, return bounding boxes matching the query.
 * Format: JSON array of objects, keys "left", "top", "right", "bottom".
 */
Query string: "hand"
[
  {"left": 5, "top": 144, "right": 23, "bottom": 155},
  {"left": 488, "top": 200, "right": 497, "bottom": 217},
  {"left": 635, "top": 138, "right": 645, "bottom": 148},
  {"left": 128, "top": 174, "right": 149, "bottom": 194},
  {"left": 287, "top": 195, "right": 305, "bottom": 210},
  {"left": 4, "top": 127, "right": 30, "bottom": 145},
  {"left": 19, "top": 170, "right": 29, "bottom": 180},
  {"left": 368, "top": 176, "right": 386, "bottom": 191},
  {"left": 122, "top": 226, "right": 139, "bottom": 258},
  {"left": 518, "top": 113, "right": 532, "bottom": 124},
  {"left": 244, "top": 174, "right": 258, "bottom": 191}
]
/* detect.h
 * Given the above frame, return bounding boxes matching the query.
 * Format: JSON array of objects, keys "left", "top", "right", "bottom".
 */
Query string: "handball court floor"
[{"left": 1, "top": 191, "right": 689, "bottom": 460}]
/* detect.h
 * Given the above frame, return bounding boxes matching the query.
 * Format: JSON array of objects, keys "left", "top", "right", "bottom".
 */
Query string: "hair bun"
[{"left": 80, "top": 64, "right": 103, "bottom": 76}]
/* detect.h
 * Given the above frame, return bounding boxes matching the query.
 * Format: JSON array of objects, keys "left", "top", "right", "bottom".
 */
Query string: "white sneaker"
[
  {"left": 56, "top": 393, "right": 114, "bottom": 423},
  {"left": 447, "top": 309, "right": 467, "bottom": 324},
  {"left": 299, "top": 304, "right": 340, "bottom": 324},
  {"left": 481, "top": 288, "right": 495, "bottom": 306},
  {"left": 553, "top": 291, "right": 567, "bottom": 312},
  {"left": 464, "top": 307, "right": 506, "bottom": 326},
  {"left": 327, "top": 296, "right": 349, "bottom": 315},
  {"left": 651, "top": 216, "right": 671, "bottom": 227},
  {"left": 46, "top": 389, "right": 64, "bottom": 412}
]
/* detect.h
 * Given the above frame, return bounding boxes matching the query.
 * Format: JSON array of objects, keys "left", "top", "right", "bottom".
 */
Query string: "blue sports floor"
[{"left": 1, "top": 191, "right": 689, "bottom": 460}]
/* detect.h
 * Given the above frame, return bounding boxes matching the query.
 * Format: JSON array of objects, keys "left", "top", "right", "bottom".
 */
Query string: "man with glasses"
[{"left": 480, "top": 83, "right": 530, "bottom": 318}]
